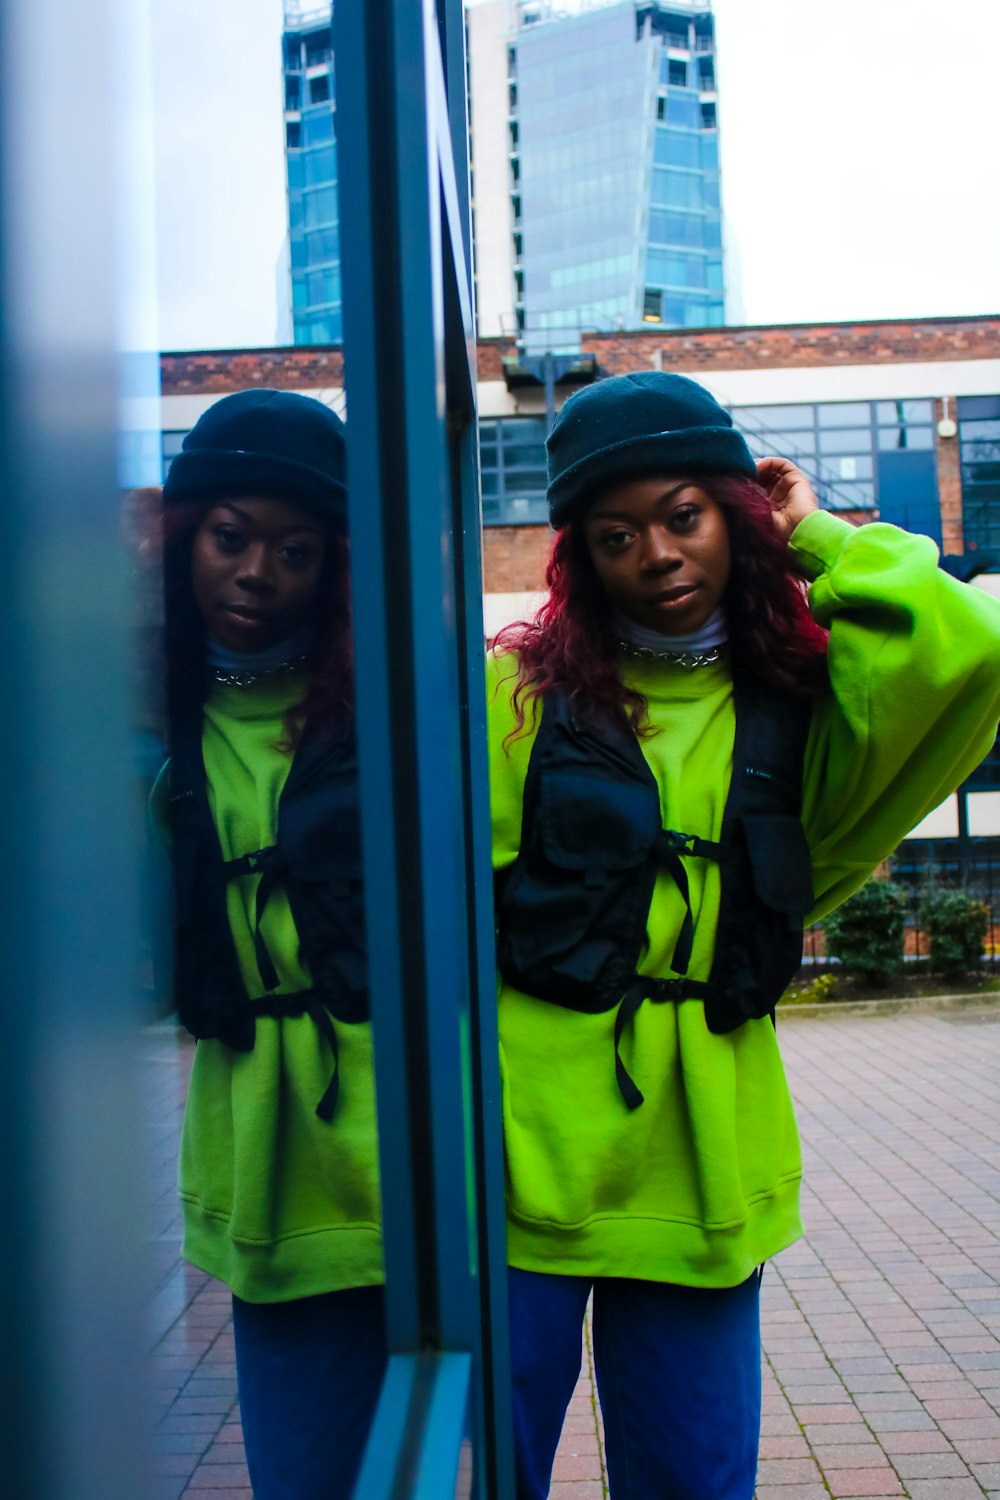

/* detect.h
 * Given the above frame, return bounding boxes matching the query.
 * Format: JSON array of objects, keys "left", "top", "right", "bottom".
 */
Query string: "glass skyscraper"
[
  {"left": 283, "top": 2, "right": 340, "bottom": 344},
  {"left": 508, "top": 0, "right": 724, "bottom": 351}
]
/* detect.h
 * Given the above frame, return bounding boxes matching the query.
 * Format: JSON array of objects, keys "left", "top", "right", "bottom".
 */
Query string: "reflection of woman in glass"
[
  {"left": 156, "top": 390, "right": 382, "bottom": 1500},
  {"left": 488, "top": 373, "right": 1000, "bottom": 1500}
]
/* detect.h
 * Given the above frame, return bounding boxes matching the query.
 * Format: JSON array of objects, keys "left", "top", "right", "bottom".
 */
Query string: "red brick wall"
[
  {"left": 935, "top": 398, "right": 965, "bottom": 555},
  {"left": 584, "top": 316, "right": 1000, "bottom": 374},
  {"left": 482, "top": 524, "right": 552, "bottom": 593},
  {"left": 162, "top": 348, "right": 344, "bottom": 394},
  {"left": 162, "top": 316, "right": 1000, "bottom": 395}
]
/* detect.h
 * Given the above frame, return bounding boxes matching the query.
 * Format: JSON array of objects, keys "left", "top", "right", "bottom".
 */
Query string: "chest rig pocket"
[
  {"left": 279, "top": 732, "right": 369, "bottom": 1021},
  {"left": 498, "top": 724, "right": 662, "bottom": 1013}
]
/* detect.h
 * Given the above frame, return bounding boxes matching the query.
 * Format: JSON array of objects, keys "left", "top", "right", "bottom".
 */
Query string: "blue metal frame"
[
  {"left": 336, "top": 0, "right": 513, "bottom": 1495},
  {"left": 0, "top": 1, "right": 154, "bottom": 1495}
]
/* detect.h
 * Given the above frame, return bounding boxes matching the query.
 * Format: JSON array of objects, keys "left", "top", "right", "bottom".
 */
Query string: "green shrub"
[
  {"left": 780, "top": 973, "right": 839, "bottom": 1006},
  {"left": 823, "top": 879, "right": 908, "bottom": 986},
  {"left": 920, "top": 887, "right": 989, "bottom": 979}
]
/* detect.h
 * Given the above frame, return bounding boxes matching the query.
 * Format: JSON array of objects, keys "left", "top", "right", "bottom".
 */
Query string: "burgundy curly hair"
[
  {"left": 492, "top": 474, "right": 829, "bottom": 736},
  {"left": 143, "top": 490, "right": 353, "bottom": 748}
]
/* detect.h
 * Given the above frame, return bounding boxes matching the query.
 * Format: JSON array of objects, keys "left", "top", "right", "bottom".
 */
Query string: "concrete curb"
[{"left": 777, "top": 990, "right": 1000, "bottom": 1020}]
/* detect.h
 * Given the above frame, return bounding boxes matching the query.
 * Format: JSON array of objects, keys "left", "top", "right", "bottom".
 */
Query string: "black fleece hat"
[
  {"left": 546, "top": 371, "right": 757, "bottom": 526},
  {"left": 162, "top": 388, "right": 347, "bottom": 520}
]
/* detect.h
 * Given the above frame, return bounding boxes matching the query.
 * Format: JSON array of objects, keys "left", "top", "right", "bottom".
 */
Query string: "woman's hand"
[{"left": 756, "top": 457, "right": 820, "bottom": 543}]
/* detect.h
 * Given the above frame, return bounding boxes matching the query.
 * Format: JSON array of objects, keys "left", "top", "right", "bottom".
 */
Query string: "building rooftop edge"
[{"left": 159, "top": 311, "right": 1000, "bottom": 362}]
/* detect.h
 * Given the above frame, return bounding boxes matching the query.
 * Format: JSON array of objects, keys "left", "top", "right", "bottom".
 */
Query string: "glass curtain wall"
[
  {"left": 514, "top": 3, "right": 656, "bottom": 351},
  {"left": 644, "top": 4, "right": 724, "bottom": 328},
  {"left": 284, "top": 6, "right": 342, "bottom": 344}
]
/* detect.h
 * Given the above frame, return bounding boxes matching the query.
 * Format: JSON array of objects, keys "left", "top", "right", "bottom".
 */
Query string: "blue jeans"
[
  {"left": 509, "top": 1269, "right": 761, "bottom": 1500},
  {"left": 231, "top": 1286, "right": 387, "bottom": 1500}
]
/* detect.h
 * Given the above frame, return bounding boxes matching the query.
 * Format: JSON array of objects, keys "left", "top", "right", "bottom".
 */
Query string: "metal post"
[
  {"left": 0, "top": 1, "right": 154, "bottom": 1495},
  {"left": 336, "top": 0, "right": 512, "bottom": 1494}
]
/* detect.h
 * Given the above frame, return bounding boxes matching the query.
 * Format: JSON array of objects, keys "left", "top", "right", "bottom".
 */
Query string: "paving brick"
[{"left": 147, "top": 1008, "right": 1000, "bottom": 1497}]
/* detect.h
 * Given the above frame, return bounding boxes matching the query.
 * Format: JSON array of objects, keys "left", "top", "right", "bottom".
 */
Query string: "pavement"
[{"left": 146, "top": 1001, "right": 1000, "bottom": 1498}]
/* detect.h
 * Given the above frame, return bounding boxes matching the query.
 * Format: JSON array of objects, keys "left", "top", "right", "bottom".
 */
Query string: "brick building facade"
[{"left": 161, "top": 313, "right": 1000, "bottom": 596}]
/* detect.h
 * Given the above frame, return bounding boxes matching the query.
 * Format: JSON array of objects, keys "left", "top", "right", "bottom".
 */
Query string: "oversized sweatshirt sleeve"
[
  {"left": 486, "top": 650, "right": 538, "bottom": 874},
  {"left": 792, "top": 510, "right": 1000, "bottom": 920}
]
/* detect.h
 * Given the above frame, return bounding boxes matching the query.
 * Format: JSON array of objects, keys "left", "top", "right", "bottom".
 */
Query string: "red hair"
[
  {"left": 137, "top": 489, "right": 354, "bottom": 749},
  {"left": 493, "top": 474, "right": 829, "bottom": 737}
]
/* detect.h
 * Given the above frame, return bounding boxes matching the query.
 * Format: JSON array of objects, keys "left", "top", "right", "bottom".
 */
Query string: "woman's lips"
[
  {"left": 221, "top": 604, "right": 272, "bottom": 632},
  {"left": 650, "top": 583, "right": 699, "bottom": 608}
]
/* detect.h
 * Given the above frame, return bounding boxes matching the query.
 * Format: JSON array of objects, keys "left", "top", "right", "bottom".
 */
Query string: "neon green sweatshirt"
[
  {"left": 177, "top": 674, "right": 383, "bottom": 1303},
  {"left": 487, "top": 512, "right": 1000, "bottom": 1287}
]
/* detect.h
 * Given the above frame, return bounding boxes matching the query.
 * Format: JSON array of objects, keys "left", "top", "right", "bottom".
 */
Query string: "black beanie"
[
  {"left": 162, "top": 388, "right": 347, "bottom": 520},
  {"left": 546, "top": 371, "right": 757, "bottom": 527}
]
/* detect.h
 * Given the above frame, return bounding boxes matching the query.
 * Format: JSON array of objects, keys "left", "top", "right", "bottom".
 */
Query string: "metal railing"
[{"left": 800, "top": 854, "right": 1000, "bottom": 976}]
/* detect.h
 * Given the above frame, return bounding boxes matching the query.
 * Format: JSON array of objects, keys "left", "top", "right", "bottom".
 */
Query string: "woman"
[
  {"left": 487, "top": 371, "right": 1000, "bottom": 1500},
  {"left": 156, "top": 389, "right": 383, "bottom": 1500}
]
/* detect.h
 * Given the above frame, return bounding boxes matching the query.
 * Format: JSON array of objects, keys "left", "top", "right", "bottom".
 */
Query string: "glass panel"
[
  {"left": 877, "top": 426, "right": 935, "bottom": 450},
  {"left": 818, "top": 428, "right": 874, "bottom": 454},
  {"left": 654, "top": 130, "right": 699, "bottom": 168},
  {"left": 817, "top": 402, "right": 873, "bottom": 427},
  {"left": 875, "top": 399, "right": 933, "bottom": 425},
  {"left": 302, "top": 109, "right": 333, "bottom": 146},
  {"left": 960, "top": 419, "right": 1000, "bottom": 441},
  {"left": 734, "top": 404, "right": 816, "bottom": 431}
]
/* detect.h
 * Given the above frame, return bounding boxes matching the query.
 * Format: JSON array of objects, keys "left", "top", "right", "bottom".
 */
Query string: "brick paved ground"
[{"left": 146, "top": 1005, "right": 1000, "bottom": 1498}]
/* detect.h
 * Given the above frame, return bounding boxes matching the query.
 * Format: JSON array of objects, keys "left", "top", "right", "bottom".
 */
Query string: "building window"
[
  {"left": 668, "top": 59, "right": 688, "bottom": 87},
  {"left": 285, "top": 79, "right": 301, "bottom": 111},
  {"left": 286, "top": 121, "right": 301, "bottom": 149},
  {"left": 304, "top": 31, "right": 331, "bottom": 67},
  {"left": 732, "top": 399, "right": 937, "bottom": 520},
  {"left": 959, "top": 395, "right": 1000, "bottom": 553},
  {"left": 309, "top": 73, "right": 330, "bottom": 104},
  {"left": 479, "top": 417, "right": 548, "bottom": 525},
  {"left": 643, "top": 288, "right": 663, "bottom": 322},
  {"left": 701, "top": 102, "right": 717, "bottom": 129}
]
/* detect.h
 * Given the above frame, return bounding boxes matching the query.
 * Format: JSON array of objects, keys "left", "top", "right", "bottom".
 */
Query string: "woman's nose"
[
  {"left": 642, "top": 528, "right": 682, "bottom": 570},
  {"left": 235, "top": 543, "right": 275, "bottom": 590}
]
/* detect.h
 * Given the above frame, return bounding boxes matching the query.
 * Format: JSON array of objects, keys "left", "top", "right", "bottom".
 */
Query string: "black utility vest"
[
  {"left": 168, "top": 707, "right": 368, "bottom": 1120},
  {"left": 496, "top": 674, "right": 814, "bottom": 1108}
]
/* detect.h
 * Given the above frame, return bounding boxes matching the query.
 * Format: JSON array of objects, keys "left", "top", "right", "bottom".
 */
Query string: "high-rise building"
[
  {"left": 283, "top": 2, "right": 341, "bottom": 345},
  {"left": 468, "top": 0, "right": 725, "bottom": 351},
  {"left": 281, "top": 0, "right": 724, "bottom": 352}
]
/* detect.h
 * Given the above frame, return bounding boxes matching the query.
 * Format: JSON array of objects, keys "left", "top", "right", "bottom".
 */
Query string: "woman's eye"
[
  {"left": 280, "top": 545, "right": 314, "bottom": 568},
  {"left": 672, "top": 505, "right": 701, "bottom": 529},
  {"left": 214, "top": 526, "right": 243, "bottom": 552},
  {"left": 602, "top": 529, "right": 633, "bottom": 551}
]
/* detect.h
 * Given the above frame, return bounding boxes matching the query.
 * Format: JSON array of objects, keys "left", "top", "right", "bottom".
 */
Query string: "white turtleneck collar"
[
  {"left": 206, "top": 623, "right": 314, "bottom": 675},
  {"left": 613, "top": 605, "right": 728, "bottom": 655}
]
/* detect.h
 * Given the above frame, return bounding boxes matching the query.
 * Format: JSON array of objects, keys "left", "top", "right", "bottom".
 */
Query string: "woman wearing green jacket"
[
  {"left": 158, "top": 389, "right": 383, "bottom": 1500},
  {"left": 487, "top": 371, "right": 1000, "bottom": 1500}
]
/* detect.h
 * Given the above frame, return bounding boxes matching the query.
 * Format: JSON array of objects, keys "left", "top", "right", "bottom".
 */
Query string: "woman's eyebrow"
[
  {"left": 216, "top": 501, "right": 320, "bottom": 536},
  {"left": 588, "top": 480, "right": 693, "bottom": 521}
]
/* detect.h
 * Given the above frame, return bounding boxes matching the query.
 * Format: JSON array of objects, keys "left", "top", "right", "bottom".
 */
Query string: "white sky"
[{"left": 152, "top": 0, "right": 1000, "bottom": 349}]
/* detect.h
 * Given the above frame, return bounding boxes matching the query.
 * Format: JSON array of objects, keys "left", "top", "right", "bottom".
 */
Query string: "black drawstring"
[
  {"left": 222, "top": 846, "right": 284, "bottom": 993},
  {"left": 247, "top": 990, "right": 341, "bottom": 1121},
  {"left": 614, "top": 976, "right": 712, "bottom": 1110},
  {"left": 654, "top": 830, "right": 724, "bottom": 976}
]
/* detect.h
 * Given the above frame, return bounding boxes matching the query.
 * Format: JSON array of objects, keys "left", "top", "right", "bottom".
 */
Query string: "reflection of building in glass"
[
  {"left": 283, "top": 2, "right": 340, "bottom": 345},
  {"left": 469, "top": 0, "right": 725, "bottom": 352}
]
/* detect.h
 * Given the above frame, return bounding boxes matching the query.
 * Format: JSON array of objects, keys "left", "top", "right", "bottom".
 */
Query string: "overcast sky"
[{"left": 152, "top": 0, "right": 1000, "bottom": 349}]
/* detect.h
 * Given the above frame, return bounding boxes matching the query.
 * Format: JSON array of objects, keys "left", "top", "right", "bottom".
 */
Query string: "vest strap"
[
  {"left": 614, "top": 975, "right": 713, "bottom": 1110},
  {"left": 246, "top": 989, "right": 341, "bottom": 1121},
  {"left": 222, "top": 846, "right": 286, "bottom": 994},
  {"left": 652, "top": 831, "right": 724, "bottom": 974}
]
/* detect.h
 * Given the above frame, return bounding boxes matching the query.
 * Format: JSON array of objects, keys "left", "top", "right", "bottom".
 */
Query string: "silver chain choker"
[
  {"left": 617, "top": 641, "right": 727, "bottom": 670},
  {"left": 210, "top": 653, "right": 310, "bottom": 689}
]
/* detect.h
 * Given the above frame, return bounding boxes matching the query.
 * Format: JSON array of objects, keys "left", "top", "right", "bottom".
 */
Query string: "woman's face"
[
  {"left": 191, "top": 495, "right": 327, "bottom": 653},
  {"left": 582, "top": 474, "right": 731, "bottom": 637}
]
